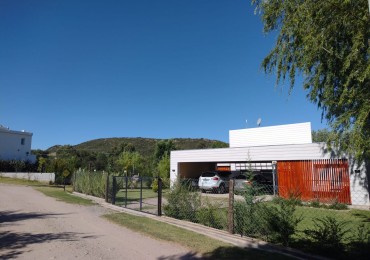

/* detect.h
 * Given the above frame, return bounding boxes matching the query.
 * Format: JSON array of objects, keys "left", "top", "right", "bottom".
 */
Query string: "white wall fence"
[{"left": 0, "top": 172, "right": 55, "bottom": 183}]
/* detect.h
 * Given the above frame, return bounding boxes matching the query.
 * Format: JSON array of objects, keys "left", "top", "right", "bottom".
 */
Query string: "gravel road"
[{"left": 0, "top": 184, "right": 197, "bottom": 260}]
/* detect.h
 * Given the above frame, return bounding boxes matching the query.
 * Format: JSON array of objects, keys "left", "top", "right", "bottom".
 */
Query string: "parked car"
[
  {"left": 198, "top": 171, "right": 233, "bottom": 194},
  {"left": 234, "top": 173, "right": 273, "bottom": 192}
]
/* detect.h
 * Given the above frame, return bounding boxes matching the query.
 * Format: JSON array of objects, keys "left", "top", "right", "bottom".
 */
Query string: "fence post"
[
  {"left": 272, "top": 161, "right": 277, "bottom": 196},
  {"left": 125, "top": 176, "right": 128, "bottom": 208},
  {"left": 105, "top": 174, "right": 109, "bottom": 203},
  {"left": 157, "top": 178, "right": 162, "bottom": 216},
  {"left": 72, "top": 172, "right": 76, "bottom": 192},
  {"left": 228, "top": 179, "right": 234, "bottom": 234},
  {"left": 140, "top": 177, "right": 143, "bottom": 211},
  {"left": 112, "top": 176, "right": 116, "bottom": 205}
]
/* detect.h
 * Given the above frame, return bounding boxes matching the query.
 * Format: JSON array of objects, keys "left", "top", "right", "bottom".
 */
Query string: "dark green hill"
[{"left": 47, "top": 137, "right": 228, "bottom": 157}]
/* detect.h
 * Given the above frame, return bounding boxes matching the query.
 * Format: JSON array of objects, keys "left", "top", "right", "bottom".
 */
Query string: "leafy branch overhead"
[{"left": 252, "top": 0, "right": 370, "bottom": 160}]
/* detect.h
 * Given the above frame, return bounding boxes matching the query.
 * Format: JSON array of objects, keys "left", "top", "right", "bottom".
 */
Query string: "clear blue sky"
[{"left": 0, "top": 0, "right": 327, "bottom": 150}]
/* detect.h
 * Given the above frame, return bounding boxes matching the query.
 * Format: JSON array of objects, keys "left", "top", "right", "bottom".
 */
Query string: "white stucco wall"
[
  {"left": 229, "top": 122, "right": 312, "bottom": 148},
  {"left": 0, "top": 126, "right": 36, "bottom": 162},
  {"left": 349, "top": 160, "right": 369, "bottom": 206},
  {"left": 0, "top": 172, "right": 55, "bottom": 183}
]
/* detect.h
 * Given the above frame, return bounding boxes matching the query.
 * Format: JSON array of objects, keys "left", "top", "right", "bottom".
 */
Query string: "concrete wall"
[
  {"left": 229, "top": 122, "right": 312, "bottom": 148},
  {"left": 349, "top": 160, "right": 370, "bottom": 206},
  {"left": 0, "top": 172, "right": 55, "bottom": 183},
  {"left": 0, "top": 126, "right": 36, "bottom": 162}
]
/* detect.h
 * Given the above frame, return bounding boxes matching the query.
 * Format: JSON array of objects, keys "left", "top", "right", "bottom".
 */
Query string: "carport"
[
  {"left": 170, "top": 143, "right": 369, "bottom": 206},
  {"left": 177, "top": 161, "right": 274, "bottom": 179}
]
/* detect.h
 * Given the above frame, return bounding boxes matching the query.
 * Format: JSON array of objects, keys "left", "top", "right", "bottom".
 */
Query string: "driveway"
[{"left": 0, "top": 184, "right": 196, "bottom": 260}]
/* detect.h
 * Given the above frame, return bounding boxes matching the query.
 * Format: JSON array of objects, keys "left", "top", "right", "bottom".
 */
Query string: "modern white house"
[
  {"left": 0, "top": 125, "right": 36, "bottom": 162},
  {"left": 170, "top": 122, "right": 369, "bottom": 206}
]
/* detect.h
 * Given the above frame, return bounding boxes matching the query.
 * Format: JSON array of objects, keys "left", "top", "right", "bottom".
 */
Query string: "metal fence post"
[
  {"left": 112, "top": 176, "right": 116, "bottom": 205},
  {"left": 140, "top": 177, "right": 143, "bottom": 211},
  {"left": 125, "top": 176, "right": 128, "bottom": 208},
  {"left": 157, "top": 178, "right": 162, "bottom": 216},
  {"left": 272, "top": 161, "right": 277, "bottom": 196},
  {"left": 228, "top": 179, "right": 234, "bottom": 234},
  {"left": 72, "top": 172, "right": 76, "bottom": 192},
  {"left": 105, "top": 174, "right": 109, "bottom": 203}
]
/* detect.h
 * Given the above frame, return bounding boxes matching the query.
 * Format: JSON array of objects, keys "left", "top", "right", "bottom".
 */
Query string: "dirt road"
[{"left": 0, "top": 184, "right": 197, "bottom": 260}]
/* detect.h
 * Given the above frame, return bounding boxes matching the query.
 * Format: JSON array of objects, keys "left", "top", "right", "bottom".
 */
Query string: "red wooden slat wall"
[{"left": 277, "top": 159, "right": 351, "bottom": 204}]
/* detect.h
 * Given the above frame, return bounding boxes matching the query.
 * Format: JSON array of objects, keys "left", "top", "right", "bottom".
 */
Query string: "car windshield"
[
  {"left": 218, "top": 171, "right": 231, "bottom": 177},
  {"left": 201, "top": 172, "right": 216, "bottom": 177},
  {"left": 201, "top": 171, "right": 231, "bottom": 178}
]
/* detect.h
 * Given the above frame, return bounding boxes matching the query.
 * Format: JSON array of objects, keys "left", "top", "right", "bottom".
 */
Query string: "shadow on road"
[
  {"left": 0, "top": 210, "right": 65, "bottom": 225},
  {"left": 157, "top": 246, "right": 294, "bottom": 260},
  {"left": 0, "top": 210, "right": 95, "bottom": 259},
  {"left": 157, "top": 251, "right": 199, "bottom": 260},
  {"left": 0, "top": 231, "right": 80, "bottom": 259}
]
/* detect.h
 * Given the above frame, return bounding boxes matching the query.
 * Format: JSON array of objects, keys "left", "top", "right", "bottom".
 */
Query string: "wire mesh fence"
[
  {"left": 110, "top": 176, "right": 162, "bottom": 215},
  {"left": 163, "top": 177, "right": 370, "bottom": 258},
  {"left": 73, "top": 170, "right": 370, "bottom": 258}
]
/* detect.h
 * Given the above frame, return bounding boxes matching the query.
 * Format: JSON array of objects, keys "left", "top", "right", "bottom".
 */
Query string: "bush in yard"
[
  {"left": 152, "top": 178, "right": 158, "bottom": 192},
  {"left": 144, "top": 178, "right": 152, "bottom": 189},
  {"left": 73, "top": 170, "right": 107, "bottom": 198},
  {"left": 304, "top": 216, "right": 350, "bottom": 253},
  {"left": 163, "top": 181, "right": 200, "bottom": 222},
  {"left": 308, "top": 199, "right": 321, "bottom": 208},
  {"left": 326, "top": 200, "right": 348, "bottom": 210},
  {"left": 196, "top": 199, "right": 227, "bottom": 230},
  {"left": 349, "top": 224, "right": 370, "bottom": 256},
  {"left": 234, "top": 185, "right": 269, "bottom": 239},
  {"left": 264, "top": 198, "right": 303, "bottom": 246}
]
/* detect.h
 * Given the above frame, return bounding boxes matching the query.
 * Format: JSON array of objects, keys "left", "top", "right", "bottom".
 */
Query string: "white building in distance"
[{"left": 0, "top": 125, "right": 36, "bottom": 162}]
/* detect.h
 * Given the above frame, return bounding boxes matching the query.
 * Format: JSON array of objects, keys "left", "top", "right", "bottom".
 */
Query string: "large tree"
[{"left": 252, "top": 0, "right": 370, "bottom": 160}]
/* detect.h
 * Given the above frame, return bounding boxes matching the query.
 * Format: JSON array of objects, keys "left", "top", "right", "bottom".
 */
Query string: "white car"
[{"left": 198, "top": 171, "right": 232, "bottom": 194}]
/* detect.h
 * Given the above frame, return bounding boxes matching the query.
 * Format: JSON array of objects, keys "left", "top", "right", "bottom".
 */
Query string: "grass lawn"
[
  {"left": 0, "top": 176, "right": 43, "bottom": 186},
  {"left": 295, "top": 205, "right": 370, "bottom": 235},
  {"left": 35, "top": 186, "right": 95, "bottom": 206},
  {"left": 116, "top": 188, "right": 160, "bottom": 201},
  {"left": 103, "top": 212, "right": 293, "bottom": 259}
]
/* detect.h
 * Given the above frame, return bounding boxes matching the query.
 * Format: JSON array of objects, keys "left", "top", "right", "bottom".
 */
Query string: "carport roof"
[{"left": 170, "top": 142, "right": 345, "bottom": 163}]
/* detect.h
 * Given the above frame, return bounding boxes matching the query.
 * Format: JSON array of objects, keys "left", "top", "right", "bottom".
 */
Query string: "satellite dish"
[{"left": 257, "top": 118, "right": 262, "bottom": 127}]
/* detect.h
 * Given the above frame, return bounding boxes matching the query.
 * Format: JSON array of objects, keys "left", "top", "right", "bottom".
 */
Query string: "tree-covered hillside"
[
  {"left": 28, "top": 137, "right": 228, "bottom": 183},
  {"left": 47, "top": 137, "right": 228, "bottom": 157}
]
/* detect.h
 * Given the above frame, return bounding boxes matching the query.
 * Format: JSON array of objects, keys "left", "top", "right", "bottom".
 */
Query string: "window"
[{"left": 21, "top": 138, "right": 25, "bottom": 145}]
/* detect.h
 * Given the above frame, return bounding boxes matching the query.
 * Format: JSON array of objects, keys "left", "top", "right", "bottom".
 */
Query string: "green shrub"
[
  {"left": 144, "top": 178, "right": 152, "bottom": 189},
  {"left": 308, "top": 199, "right": 321, "bottom": 208},
  {"left": 264, "top": 198, "right": 303, "bottom": 246},
  {"left": 73, "top": 170, "right": 107, "bottom": 198},
  {"left": 234, "top": 185, "right": 269, "bottom": 239},
  {"left": 304, "top": 216, "right": 350, "bottom": 253},
  {"left": 348, "top": 224, "right": 370, "bottom": 255},
  {"left": 152, "top": 179, "right": 158, "bottom": 192},
  {"left": 327, "top": 200, "right": 348, "bottom": 210},
  {"left": 196, "top": 199, "right": 227, "bottom": 230},
  {"left": 163, "top": 181, "right": 200, "bottom": 222},
  {"left": 307, "top": 199, "right": 348, "bottom": 210},
  {"left": 286, "top": 190, "right": 303, "bottom": 206}
]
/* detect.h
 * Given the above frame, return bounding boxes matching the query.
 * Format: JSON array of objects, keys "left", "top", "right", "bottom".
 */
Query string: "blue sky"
[{"left": 0, "top": 0, "right": 327, "bottom": 150}]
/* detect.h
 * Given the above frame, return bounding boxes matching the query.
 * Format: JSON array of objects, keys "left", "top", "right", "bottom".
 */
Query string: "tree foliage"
[
  {"left": 157, "top": 153, "right": 170, "bottom": 179},
  {"left": 252, "top": 0, "right": 370, "bottom": 160},
  {"left": 116, "top": 151, "right": 142, "bottom": 176},
  {"left": 312, "top": 129, "right": 336, "bottom": 143},
  {"left": 154, "top": 139, "right": 176, "bottom": 162}
]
